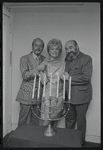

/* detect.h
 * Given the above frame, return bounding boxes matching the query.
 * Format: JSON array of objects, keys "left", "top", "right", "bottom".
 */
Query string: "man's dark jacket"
[{"left": 65, "top": 51, "right": 93, "bottom": 104}]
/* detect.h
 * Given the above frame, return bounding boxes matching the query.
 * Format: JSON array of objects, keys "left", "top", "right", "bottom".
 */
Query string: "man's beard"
[
  {"left": 34, "top": 49, "right": 42, "bottom": 56},
  {"left": 66, "top": 52, "right": 77, "bottom": 61}
]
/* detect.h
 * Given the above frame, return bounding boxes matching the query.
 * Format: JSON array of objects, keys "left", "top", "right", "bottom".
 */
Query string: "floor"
[{"left": 3, "top": 131, "right": 101, "bottom": 148}]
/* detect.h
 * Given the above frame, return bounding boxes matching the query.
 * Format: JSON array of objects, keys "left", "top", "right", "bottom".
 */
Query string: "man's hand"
[
  {"left": 64, "top": 72, "right": 70, "bottom": 80},
  {"left": 39, "top": 71, "right": 48, "bottom": 84},
  {"left": 60, "top": 72, "right": 70, "bottom": 81}
]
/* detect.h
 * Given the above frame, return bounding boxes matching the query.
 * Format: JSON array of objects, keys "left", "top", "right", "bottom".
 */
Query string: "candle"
[
  {"left": 56, "top": 73, "right": 59, "bottom": 98},
  {"left": 63, "top": 75, "right": 66, "bottom": 100},
  {"left": 50, "top": 73, "right": 52, "bottom": 97},
  {"left": 32, "top": 74, "right": 36, "bottom": 99},
  {"left": 37, "top": 74, "right": 41, "bottom": 99},
  {"left": 43, "top": 73, "right": 46, "bottom": 97},
  {"left": 68, "top": 76, "right": 71, "bottom": 101}
]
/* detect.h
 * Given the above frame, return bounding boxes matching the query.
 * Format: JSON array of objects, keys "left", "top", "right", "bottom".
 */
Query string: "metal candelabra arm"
[{"left": 31, "top": 98, "right": 70, "bottom": 136}]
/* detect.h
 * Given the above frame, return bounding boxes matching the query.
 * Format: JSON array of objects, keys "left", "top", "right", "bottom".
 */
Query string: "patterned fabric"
[
  {"left": 16, "top": 81, "right": 39, "bottom": 105},
  {"left": 16, "top": 52, "right": 45, "bottom": 105},
  {"left": 19, "top": 82, "right": 33, "bottom": 98},
  {"left": 39, "top": 61, "right": 65, "bottom": 120}
]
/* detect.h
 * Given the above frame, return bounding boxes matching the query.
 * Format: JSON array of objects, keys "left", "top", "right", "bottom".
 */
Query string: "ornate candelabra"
[{"left": 31, "top": 72, "right": 71, "bottom": 137}]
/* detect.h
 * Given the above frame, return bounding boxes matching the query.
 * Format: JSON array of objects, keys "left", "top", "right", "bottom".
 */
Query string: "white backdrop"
[{"left": 11, "top": 3, "right": 100, "bottom": 142}]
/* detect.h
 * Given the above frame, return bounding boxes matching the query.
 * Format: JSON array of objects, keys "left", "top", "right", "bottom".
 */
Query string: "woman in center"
[{"left": 37, "top": 38, "right": 66, "bottom": 127}]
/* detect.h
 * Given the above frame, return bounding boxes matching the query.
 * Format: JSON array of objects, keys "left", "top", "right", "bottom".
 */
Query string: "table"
[{"left": 7, "top": 124, "right": 82, "bottom": 147}]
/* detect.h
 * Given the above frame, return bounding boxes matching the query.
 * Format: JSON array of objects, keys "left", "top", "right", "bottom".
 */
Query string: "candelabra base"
[{"left": 44, "top": 124, "right": 55, "bottom": 137}]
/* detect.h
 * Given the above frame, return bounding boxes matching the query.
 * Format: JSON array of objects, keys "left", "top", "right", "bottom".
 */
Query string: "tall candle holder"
[{"left": 31, "top": 73, "right": 71, "bottom": 137}]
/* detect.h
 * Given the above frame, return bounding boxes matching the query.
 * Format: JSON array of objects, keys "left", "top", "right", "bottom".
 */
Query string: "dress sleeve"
[{"left": 59, "top": 61, "right": 65, "bottom": 80}]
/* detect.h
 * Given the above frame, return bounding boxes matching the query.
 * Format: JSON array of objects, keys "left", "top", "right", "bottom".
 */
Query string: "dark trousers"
[
  {"left": 65, "top": 103, "right": 90, "bottom": 145},
  {"left": 18, "top": 103, "right": 31, "bottom": 125},
  {"left": 18, "top": 103, "right": 40, "bottom": 126},
  {"left": 30, "top": 105, "right": 40, "bottom": 125}
]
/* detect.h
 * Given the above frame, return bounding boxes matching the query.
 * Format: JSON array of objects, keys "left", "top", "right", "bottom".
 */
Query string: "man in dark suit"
[{"left": 64, "top": 40, "right": 93, "bottom": 146}]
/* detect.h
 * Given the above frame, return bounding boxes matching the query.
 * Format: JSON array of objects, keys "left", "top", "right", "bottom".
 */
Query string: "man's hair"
[
  {"left": 65, "top": 40, "right": 79, "bottom": 50},
  {"left": 32, "top": 38, "right": 44, "bottom": 48},
  {"left": 47, "top": 38, "right": 62, "bottom": 55},
  {"left": 72, "top": 40, "right": 78, "bottom": 47}
]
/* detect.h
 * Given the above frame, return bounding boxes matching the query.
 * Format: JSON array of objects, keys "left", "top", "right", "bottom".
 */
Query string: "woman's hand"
[
  {"left": 40, "top": 71, "right": 48, "bottom": 85},
  {"left": 36, "top": 63, "right": 45, "bottom": 72}
]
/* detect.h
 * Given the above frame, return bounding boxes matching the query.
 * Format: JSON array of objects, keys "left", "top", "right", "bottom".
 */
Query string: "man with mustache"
[
  {"left": 64, "top": 40, "right": 93, "bottom": 146},
  {"left": 16, "top": 38, "right": 46, "bottom": 125}
]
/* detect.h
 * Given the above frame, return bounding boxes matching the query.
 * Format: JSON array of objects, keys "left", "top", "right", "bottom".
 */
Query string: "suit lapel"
[
  {"left": 28, "top": 52, "right": 37, "bottom": 67},
  {"left": 39, "top": 55, "right": 45, "bottom": 65}
]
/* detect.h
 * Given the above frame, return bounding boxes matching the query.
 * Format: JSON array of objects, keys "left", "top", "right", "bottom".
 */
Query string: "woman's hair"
[
  {"left": 32, "top": 38, "right": 44, "bottom": 49},
  {"left": 47, "top": 38, "right": 62, "bottom": 56}
]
